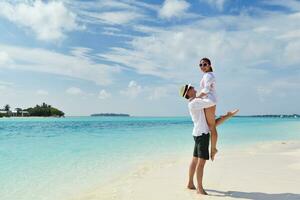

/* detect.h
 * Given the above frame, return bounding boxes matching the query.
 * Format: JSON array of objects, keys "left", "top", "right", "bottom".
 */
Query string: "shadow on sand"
[{"left": 206, "top": 189, "right": 300, "bottom": 200}]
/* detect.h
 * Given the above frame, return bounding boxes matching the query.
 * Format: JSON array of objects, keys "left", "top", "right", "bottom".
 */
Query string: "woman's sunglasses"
[{"left": 199, "top": 63, "right": 208, "bottom": 67}]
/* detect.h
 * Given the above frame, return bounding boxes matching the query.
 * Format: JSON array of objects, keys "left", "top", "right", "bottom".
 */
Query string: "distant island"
[
  {"left": 0, "top": 103, "right": 64, "bottom": 118},
  {"left": 91, "top": 113, "right": 130, "bottom": 117},
  {"left": 234, "top": 114, "right": 299, "bottom": 118}
]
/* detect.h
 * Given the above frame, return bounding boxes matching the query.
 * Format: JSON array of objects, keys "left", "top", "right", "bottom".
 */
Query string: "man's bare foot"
[
  {"left": 227, "top": 109, "right": 239, "bottom": 117},
  {"left": 187, "top": 183, "right": 196, "bottom": 190},
  {"left": 211, "top": 148, "right": 218, "bottom": 161},
  {"left": 197, "top": 188, "right": 208, "bottom": 195}
]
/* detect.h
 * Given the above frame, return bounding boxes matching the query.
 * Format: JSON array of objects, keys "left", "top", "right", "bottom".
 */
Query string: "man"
[{"left": 179, "top": 84, "right": 238, "bottom": 195}]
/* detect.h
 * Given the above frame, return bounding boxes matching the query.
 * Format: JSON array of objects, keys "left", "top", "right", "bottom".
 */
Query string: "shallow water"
[{"left": 1, "top": 116, "right": 300, "bottom": 200}]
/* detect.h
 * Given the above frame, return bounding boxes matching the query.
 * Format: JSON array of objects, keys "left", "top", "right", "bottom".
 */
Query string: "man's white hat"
[{"left": 179, "top": 84, "right": 192, "bottom": 98}]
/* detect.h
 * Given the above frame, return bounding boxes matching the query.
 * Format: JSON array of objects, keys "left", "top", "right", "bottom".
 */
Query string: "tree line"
[{"left": 0, "top": 103, "right": 64, "bottom": 117}]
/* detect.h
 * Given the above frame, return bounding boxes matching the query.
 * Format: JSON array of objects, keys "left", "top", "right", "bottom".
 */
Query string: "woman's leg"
[
  {"left": 204, "top": 106, "right": 218, "bottom": 161},
  {"left": 215, "top": 109, "right": 239, "bottom": 127}
]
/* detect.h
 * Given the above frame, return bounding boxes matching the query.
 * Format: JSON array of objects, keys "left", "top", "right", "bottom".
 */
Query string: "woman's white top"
[{"left": 199, "top": 72, "right": 217, "bottom": 104}]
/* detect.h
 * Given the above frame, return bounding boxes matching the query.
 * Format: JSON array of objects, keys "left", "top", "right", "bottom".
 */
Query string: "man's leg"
[
  {"left": 196, "top": 158, "right": 208, "bottom": 195},
  {"left": 187, "top": 157, "right": 198, "bottom": 189}
]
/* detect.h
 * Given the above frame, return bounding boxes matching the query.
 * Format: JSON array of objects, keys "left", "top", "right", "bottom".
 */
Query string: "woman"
[{"left": 197, "top": 58, "right": 222, "bottom": 161}]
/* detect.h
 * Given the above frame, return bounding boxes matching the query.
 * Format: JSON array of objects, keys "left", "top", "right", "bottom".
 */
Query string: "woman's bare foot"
[
  {"left": 197, "top": 188, "right": 208, "bottom": 195},
  {"left": 211, "top": 148, "right": 218, "bottom": 161},
  {"left": 187, "top": 183, "right": 196, "bottom": 190},
  {"left": 227, "top": 109, "right": 239, "bottom": 117}
]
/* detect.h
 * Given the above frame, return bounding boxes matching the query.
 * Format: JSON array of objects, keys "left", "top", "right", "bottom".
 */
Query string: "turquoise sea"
[{"left": 1, "top": 116, "right": 300, "bottom": 200}]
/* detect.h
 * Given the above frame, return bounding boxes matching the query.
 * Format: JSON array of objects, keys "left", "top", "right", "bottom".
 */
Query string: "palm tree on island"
[{"left": 4, "top": 104, "right": 10, "bottom": 112}]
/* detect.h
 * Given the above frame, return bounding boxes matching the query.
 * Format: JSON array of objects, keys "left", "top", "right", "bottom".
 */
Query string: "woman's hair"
[{"left": 200, "top": 57, "right": 213, "bottom": 72}]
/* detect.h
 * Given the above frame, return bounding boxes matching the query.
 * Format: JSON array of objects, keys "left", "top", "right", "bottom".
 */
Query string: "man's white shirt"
[{"left": 188, "top": 98, "right": 210, "bottom": 136}]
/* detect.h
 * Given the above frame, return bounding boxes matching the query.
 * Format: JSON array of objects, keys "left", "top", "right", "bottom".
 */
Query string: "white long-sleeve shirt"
[
  {"left": 188, "top": 98, "right": 210, "bottom": 136},
  {"left": 199, "top": 72, "right": 217, "bottom": 104}
]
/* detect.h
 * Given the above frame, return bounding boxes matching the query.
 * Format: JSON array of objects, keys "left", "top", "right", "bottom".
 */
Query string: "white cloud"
[
  {"left": 66, "top": 87, "right": 83, "bottom": 95},
  {"left": 159, "top": 0, "right": 190, "bottom": 19},
  {"left": 91, "top": 11, "right": 143, "bottom": 25},
  {"left": 0, "top": 51, "right": 13, "bottom": 67},
  {"left": 277, "top": 29, "right": 300, "bottom": 40},
  {"left": 102, "top": 30, "right": 134, "bottom": 38},
  {"left": 147, "top": 85, "right": 175, "bottom": 100},
  {"left": 69, "top": 0, "right": 136, "bottom": 11},
  {"left": 70, "top": 0, "right": 152, "bottom": 26},
  {"left": 148, "top": 87, "right": 167, "bottom": 100},
  {"left": 256, "top": 78, "right": 300, "bottom": 102},
  {"left": 70, "top": 47, "right": 93, "bottom": 60},
  {"left": 263, "top": 0, "right": 300, "bottom": 12},
  {"left": 98, "top": 89, "right": 111, "bottom": 99},
  {"left": 100, "top": 11, "right": 300, "bottom": 82},
  {"left": 201, "top": 0, "right": 227, "bottom": 11},
  {"left": 36, "top": 89, "right": 49, "bottom": 96},
  {"left": 283, "top": 40, "right": 300, "bottom": 65},
  {"left": 0, "top": 1, "right": 81, "bottom": 41},
  {"left": 120, "top": 81, "right": 142, "bottom": 98},
  {"left": 0, "top": 44, "right": 119, "bottom": 85}
]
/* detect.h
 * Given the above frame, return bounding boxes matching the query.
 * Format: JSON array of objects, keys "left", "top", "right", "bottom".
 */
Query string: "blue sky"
[{"left": 0, "top": 0, "right": 300, "bottom": 116}]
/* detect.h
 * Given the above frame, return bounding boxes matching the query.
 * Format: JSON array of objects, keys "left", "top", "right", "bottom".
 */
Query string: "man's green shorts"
[{"left": 193, "top": 133, "right": 210, "bottom": 160}]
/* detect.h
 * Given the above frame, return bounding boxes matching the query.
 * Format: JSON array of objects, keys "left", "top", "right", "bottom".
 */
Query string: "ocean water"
[{"left": 1, "top": 116, "right": 300, "bottom": 200}]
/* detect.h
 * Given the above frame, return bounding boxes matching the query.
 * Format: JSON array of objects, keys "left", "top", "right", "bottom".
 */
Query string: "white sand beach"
[{"left": 73, "top": 140, "right": 300, "bottom": 200}]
